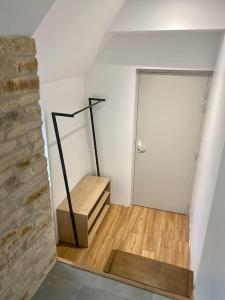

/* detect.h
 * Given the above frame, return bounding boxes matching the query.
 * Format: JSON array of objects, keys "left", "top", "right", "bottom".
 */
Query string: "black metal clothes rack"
[{"left": 51, "top": 98, "right": 106, "bottom": 246}]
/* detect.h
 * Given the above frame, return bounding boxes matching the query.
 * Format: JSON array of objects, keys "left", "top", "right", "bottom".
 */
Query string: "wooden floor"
[{"left": 57, "top": 205, "right": 189, "bottom": 271}]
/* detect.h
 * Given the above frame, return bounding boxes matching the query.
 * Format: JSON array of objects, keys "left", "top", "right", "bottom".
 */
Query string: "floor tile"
[
  {"left": 33, "top": 262, "right": 172, "bottom": 300},
  {"left": 76, "top": 286, "right": 123, "bottom": 300},
  {"left": 32, "top": 273, "right": 81, "bottom": 300}
]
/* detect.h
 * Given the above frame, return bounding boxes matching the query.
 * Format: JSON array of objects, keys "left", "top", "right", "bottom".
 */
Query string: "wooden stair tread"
[
  {"left": 104, "top": 250, "right": 193, "bottom": 300},
  {"left": 58, "top": 175, "right": 110, "bottom": 215}
]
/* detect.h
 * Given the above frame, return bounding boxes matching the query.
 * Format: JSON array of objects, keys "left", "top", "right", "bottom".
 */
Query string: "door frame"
[{"left": 131, "top": 68, "right": 213, "bottom": 211}]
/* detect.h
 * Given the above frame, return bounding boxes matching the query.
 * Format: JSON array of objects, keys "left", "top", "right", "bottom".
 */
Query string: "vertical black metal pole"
[
  {"left": 51, "top": 113, "right": 79, "bottom": 246},
  {"left": 89, "top": 99, "right": 100, "bottom": 176}
]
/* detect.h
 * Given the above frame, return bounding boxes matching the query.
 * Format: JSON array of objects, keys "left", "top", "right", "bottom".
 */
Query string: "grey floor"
[{"left": 32, "top": 262, "right": 172, "bottom": 300}]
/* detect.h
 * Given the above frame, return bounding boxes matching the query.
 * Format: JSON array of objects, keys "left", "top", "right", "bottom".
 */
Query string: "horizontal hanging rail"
[
  {"left": 51, "top": 98, "right": 106, "bottom": 246},
  {"left": 52, "top": 98, "right": 105, "bottom": 117}
]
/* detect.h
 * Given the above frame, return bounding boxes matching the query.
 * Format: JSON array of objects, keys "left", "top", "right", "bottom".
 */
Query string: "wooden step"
[{"left": 105, "top": 250, "right": 193, "bottom": 300}]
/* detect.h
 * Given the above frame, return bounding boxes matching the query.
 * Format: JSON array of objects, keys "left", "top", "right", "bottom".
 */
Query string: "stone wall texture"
[{"left": 0, "top": 37, "right": 56, "bottom": 300}]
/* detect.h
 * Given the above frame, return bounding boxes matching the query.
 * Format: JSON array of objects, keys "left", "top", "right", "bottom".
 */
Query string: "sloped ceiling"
[
  {"left": 34, "top": 0, "right": 126, "bottom": 83},
  {"left": 0, "top": 0, "right": 55, "bottom": 36},
  {"left": 111, "top": 0, "right": 225, "bottom": 31},
  {"left": 96, "top": 31, "right": 222, "bottom": 70}
]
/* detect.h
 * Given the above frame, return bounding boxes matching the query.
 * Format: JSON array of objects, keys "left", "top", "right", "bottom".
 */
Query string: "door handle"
[{"left": 137, "top": 140, "right": 146, "bottom": 153}]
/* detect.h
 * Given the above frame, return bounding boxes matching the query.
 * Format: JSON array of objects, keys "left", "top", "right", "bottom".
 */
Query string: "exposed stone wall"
[{"left": 0, "top": 37, "right": 56, "bottom": 300}]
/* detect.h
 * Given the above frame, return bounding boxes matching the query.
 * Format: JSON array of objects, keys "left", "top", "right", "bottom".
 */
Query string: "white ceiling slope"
[
  {"left": 97, "top": 31, "right": 222, "bottom": 70},
  {"left": 0, "top": 0, "right": 55, "bottom": 36},
  {"left": 111, "top": 0, "right": 225, "bottom": 31},
  {"left": 34, "top": 0, "right": 126, "bottom": 83}
]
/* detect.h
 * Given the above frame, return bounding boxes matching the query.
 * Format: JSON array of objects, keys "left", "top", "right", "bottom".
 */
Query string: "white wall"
[
  {"left": 97, "top": 31, "right": 222, "bottom": 71},
  {"left": 190, "top": 34, "right": 225, "bottom": 278},
  {"left": 86, "top": 30, "right": 221, "bottom": 206},
  {"left": 34, "top": 0, "right": 127, "bottom": 238},
  {"left": 195, "top": 145, "right": 225, "bottom": 300},
  {"left": 85, "top": 64, "right": 136, "bottom": 206},
  {"left": 86, "top": 32, "right": 225, "bottom": 286},
  {"left": 34, "top": 0, "right": 125, "bottom": 83},
  {"left": 111, "top": 0, "right": 225, "bottom": 32},
  {"left": 41, "top": 76, "right": 93, "bottom": 235}
]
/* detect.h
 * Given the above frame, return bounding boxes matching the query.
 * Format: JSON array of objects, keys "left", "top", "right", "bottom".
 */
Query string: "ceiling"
[
  {"left": 34, "top": 0, "right": 126, "bottom": 83},
  {"left": 111, "top": 0, "right": 225, "bottom": 31},
  {"left": 0, "top": 0, "right": 55, "bottom": 36}
]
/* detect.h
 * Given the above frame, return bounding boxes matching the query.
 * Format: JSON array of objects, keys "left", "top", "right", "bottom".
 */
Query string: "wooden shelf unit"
[{"left": 57, "top": 175, "right": 110, "bottom": 247}]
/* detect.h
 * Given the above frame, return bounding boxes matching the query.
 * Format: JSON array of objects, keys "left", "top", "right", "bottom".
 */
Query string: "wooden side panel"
[
  {"left": 75, "top": 213, "right": 89, "bottom": 247},
  {"left": 57, "top": 209, "right": 74, "bottom": 244}
]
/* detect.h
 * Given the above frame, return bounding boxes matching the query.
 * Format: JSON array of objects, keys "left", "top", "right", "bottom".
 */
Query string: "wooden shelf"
[
  {"left": 88, "top": 191, "right": 110, "bottom": 229},
  {"left": 57, "top": 175, "right": 110, "bottom": 247},
  {"left": 89, "top": 204, "right": 109, "bottom": 244}
]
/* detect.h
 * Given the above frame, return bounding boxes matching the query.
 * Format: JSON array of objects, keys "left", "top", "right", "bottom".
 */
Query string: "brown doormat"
[{"left": 104, "top": 250, "right": 193, "bottom": 299}]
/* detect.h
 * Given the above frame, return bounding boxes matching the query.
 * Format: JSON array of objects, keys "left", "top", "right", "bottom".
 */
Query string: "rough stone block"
[
  {"left": 0, "top": 99, "right": 19, "bottom": 114},
  {"left": 8, "top": 242, "right": 23, "bottom": 267},
  {"left": 36, "top": 223, "right": 55, "bottom": 250},
  {"left": 0, "top": 208, "right": 24, "bottom": 235},
  {"left": 0, "top": 131, "right": 5, "bottom": 142},
  {"left": 7, "top": 119, "right": 41, "bottom": 140},
  {"left": 31, "top": 158, "right": 47, "bottom": 175},
  {"left": 0, "top": 93, "right": 40, "bottom": 114},
  {"left": 33, "top": 247, "right": 56, "bottom": 276},
  {"left": 0, "top": 153, "right": 44, "bottom": 188},
  {"left": 0, "top": 76, "right": 39, "bottom": 97},
  {"left": 0, "top": 38, "right": 9, "bottom": 57},
  {"left": 18, "top": 128, "right": 42, "bottom": 146},
  {"left": 0, "top": 57, "right": 37, "bottom": 80},
  {"left": 0, "top": 187, "right": 7, "bottom": 201},
  {"left": 16, "top": 152, "right": 43, "bottom": 168},
  {"left": 23, "top": 104, "right": 41, "bottom": 119},
  {"left": 4, "top": 175, "right": 22, "bottom": 194},
  {"left": 0, "top": 140, "right": 16, "bottom": 156},
  {"left": 18, "top": 92, "right": 40, "bottom": 107},
  {"left": 0, "top": 145, "right": 30, "bottom": 172},
  {"left": 0, "top": 288, "right": 14, "bottom": 300},
  {"left": 6, "top": 171, "right": 48, "bottom": 206},
  {"left": 0, "top": 110, "right": 20, "bottom": 129},
  {"left": 25, "top": 184, "right": 49, "bottom": 205},
  {"left": 0, "top": 228, "right": 18, "bottom": 249},
  {"left": 8, "top": 37, "right": 36, "bottom": 56},
  {"left": 25, "top": 228, "right": 39, "bottom": 249},
  {"left": 0, "top": 107, "right": 41, "bottom": 135},
  {"left": 0, "top": 167, "right": 13, "bottom": 186},
  {"left": 0, "top": 258, "right": 8, "bottom": 275},
  {"left": 33, "top": 138, "right": 44, "bottom": 152},
  {"left": 19, "top": 223, "right": 33, "bottom": 241},
  {"left": 15, "top": 56, "right": 37, "bottom": 74},
  {"left": 10, "top": 266, "right": 33, "bottom": 298}
]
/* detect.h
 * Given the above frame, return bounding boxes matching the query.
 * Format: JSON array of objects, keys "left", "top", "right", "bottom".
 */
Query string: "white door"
[{"left": 133, "top": 72, "right": 209, "bottom": 213}]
